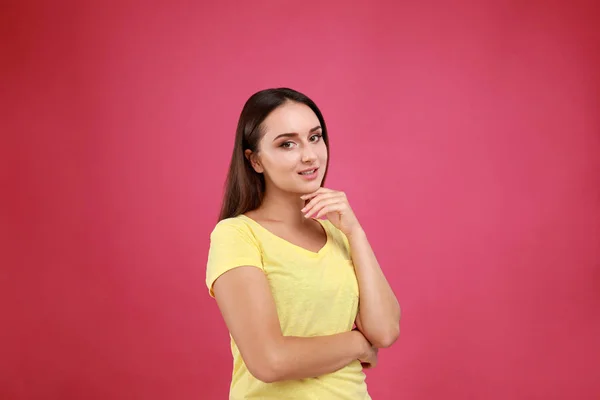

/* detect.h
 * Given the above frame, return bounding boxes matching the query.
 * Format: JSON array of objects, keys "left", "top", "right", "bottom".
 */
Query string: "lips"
[{"left": 298, "top": 167, "right": 318, "bottom": 175}]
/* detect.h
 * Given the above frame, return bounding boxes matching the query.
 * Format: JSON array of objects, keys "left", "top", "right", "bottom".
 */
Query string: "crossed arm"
[
  {"left": 347, "top": 228, "right": 401, "bottom": 348},
  {"left": 212, "top": 229, "right": 399, "bottom": 383},
  {"left": 213, "top": 266, "right": 374, "bottom": 383}
]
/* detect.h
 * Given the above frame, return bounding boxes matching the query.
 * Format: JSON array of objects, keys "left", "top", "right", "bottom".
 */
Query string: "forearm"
[
  {"left": 263, "top": 330, "right": 367, "bottom": 382},
  {"left": 348, "top": 228, "right": 400, "bottom": 347}
]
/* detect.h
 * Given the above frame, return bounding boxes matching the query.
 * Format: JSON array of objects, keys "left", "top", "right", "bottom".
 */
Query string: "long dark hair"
[{"left": 218, "top": 88, "right": 330, "bottom": 221}]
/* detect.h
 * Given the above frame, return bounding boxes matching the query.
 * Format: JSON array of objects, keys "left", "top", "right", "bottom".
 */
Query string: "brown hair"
[{"left": 218, "top": 88, "right": 330, "bottom": 221}]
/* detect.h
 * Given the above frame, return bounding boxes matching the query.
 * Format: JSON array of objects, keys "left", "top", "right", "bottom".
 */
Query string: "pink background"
[{"left": 2, "top": 1, "right": 599, "bottom": 399}]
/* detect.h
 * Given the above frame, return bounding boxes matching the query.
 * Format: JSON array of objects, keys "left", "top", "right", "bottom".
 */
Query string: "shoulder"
[
  {"left": 210, "top": 216, "right": 259, "bottom": 244},
  {"left": 211, "top": 215, "right": 250, "bottom": 233},
  {"left": 319, "top": 219, "right": 343, "bottom": 237},
  {"left": 319, "top": 219, "right": 351, "bottom": 255}
]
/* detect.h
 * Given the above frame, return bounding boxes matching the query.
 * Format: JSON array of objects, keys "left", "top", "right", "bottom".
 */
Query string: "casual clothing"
[{"left": 206, "top": 214, "right": 370, "bottom": 400}]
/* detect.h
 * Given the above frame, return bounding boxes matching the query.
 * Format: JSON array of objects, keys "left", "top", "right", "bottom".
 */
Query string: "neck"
[{"left": 255, "top": 186, "right": 311, "bottom": 227}]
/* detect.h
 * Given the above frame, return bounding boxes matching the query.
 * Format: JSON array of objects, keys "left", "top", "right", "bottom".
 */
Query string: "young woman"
[{"left": 206, "top": 88, "right": 400, "bottom": 399}]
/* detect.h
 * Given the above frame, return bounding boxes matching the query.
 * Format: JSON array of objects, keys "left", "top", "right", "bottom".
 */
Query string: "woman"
[{"left": 206, "top": 87, "right": 400, "bottom": 399}]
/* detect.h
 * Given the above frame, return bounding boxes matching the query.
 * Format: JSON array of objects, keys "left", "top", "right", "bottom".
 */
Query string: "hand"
[
  {"left": 357, "top": 333, "right": 378, "bottom": 369},
  {"left": 353, "top": 316, "right": 377, "bottom": 368},
  {"left": 300, "top": 187, "right": 362, "bottom": 237}
]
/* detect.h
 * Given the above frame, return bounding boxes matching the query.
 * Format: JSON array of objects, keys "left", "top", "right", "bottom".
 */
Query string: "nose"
[{"left": 301, "top": 147, "right": 317, "bottom": 163}]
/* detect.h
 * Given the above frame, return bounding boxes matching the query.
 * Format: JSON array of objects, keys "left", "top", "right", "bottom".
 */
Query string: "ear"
[{"left": 244, "top": 149, "right": 264, "bottom": 173}]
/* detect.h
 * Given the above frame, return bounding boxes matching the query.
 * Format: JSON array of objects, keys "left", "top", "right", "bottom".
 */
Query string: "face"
[{"left": 247, "top": 101, "right": 328, "bottom": 195}]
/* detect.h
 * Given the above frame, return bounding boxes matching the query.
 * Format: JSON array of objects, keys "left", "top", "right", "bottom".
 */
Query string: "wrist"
[{"left": 346, "top": 226, "right": 366, "bottom": 241}]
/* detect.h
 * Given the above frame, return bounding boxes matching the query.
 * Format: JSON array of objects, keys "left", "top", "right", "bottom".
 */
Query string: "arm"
[
  {"left": 213, "top": 265, "right": 373, "bottom": 383},
  {"left": 347, "top": 228, "right": 400, "bottom": 348},
  {"left": 300, "top": 187, "right": 401, "bottom": 349}
]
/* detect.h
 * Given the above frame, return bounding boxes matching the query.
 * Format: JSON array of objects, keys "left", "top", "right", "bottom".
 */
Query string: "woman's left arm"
[
  {"left": 301, "top": 188, "right": 401, "bottom": 349},
  {"left": 346, "top": 228, "right": 400, "bottom": 348}
]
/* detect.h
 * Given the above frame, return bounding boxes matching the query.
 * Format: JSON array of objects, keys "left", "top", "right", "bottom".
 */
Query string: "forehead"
[{"left": 261, "top": 101, "right": 320, "bottom": 138}]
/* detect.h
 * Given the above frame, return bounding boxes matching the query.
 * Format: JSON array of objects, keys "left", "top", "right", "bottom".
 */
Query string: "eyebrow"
[{"left": 272, "top": 126, "right": 322, "bottom": 142}]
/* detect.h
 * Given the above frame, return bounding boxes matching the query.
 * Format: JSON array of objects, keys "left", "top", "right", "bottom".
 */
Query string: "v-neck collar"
[{"left": 238, "top": 214, "right": 330, "bottom": 258}]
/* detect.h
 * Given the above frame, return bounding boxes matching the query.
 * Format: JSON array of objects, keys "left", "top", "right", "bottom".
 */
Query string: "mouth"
[
  {"left": 298, "top": 167, "right": 319, "bottom": 180},
  {"left": 298, "top": 168, "right": 318, "bottom": 175}
]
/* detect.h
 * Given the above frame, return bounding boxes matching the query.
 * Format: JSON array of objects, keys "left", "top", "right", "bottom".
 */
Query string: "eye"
[
  {"left": 310, "top": 134, "right": 322, "bottom": 142},
  {"left": 280, "top": 141, "right": 295, "bottom": 149}
]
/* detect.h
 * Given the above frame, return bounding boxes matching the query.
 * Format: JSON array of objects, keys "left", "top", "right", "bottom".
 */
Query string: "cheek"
[
  {"left": 319, "top": 144, "right": 328, "bottom": 162},
  {"left": 262, "top": 152, "right": 296, "bottom": 175},
  {"left": 278, "top": 151, "right": 301, "bottom": 167}
]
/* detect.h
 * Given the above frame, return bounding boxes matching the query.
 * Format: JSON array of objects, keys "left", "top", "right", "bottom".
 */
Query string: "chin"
[
  {"left": 287, "top": 182, "right": 319, "bottom": 195},
  {"left": 305, "top": 180, "right": 323, "bottom": 191}
]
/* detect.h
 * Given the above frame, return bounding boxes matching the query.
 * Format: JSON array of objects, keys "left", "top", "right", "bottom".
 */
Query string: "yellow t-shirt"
[{"left": 206, "top": 214, "right": 371, "bottom": 400}]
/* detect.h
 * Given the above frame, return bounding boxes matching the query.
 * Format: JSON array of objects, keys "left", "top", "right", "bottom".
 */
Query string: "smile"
[{"left": 298, "top": 168, "right": 319, "bottom": 180}]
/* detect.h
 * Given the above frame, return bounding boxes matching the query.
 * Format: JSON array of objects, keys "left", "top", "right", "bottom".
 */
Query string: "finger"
[
  {"left": 314, "top": 203, "right": 343, "bottom": 219},
  {"left": 302, "top": 192, "right": 338, "bottom": 211},
  {"left": 300, "top": 188, "right": 324, "bottom": 200},
  {"left": 300, "top": 187, "right": 333, "bottom": 200},
  {"left": 301, "top": 192, "right": 339, "bottom": 215},
  {"left": 304, "top": 192, "right": 347, "bottom": 216},
  {"left": 305, "top": 198, "right": 341, "bottom": 219}
]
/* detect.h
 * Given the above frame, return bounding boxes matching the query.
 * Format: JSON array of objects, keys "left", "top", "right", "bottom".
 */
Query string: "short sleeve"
[{"left": 205, "top": 218, "right": 264, "bottom": 298}]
